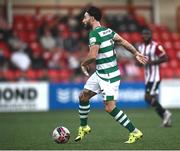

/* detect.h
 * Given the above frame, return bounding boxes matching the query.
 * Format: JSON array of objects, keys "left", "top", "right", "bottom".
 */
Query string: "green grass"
[{"left": 0, "top": 109, "right": 180, "bottom": 150}]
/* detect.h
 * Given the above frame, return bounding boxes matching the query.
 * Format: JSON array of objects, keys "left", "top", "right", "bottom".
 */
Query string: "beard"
[
  {"left": 83, "top": 23, "right": 91, "bottom": 30},
  {"left": 144, "top": 38, "right": 152, "bottom": 44}
]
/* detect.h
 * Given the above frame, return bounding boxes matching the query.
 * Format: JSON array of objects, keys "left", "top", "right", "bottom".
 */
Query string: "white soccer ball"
[{"left": 52, "top": 126, "right": 70, "bottom": 143}]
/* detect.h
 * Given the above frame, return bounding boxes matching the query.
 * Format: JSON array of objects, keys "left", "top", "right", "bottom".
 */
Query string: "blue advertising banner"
[
  {"left": 117, "top": 82, "right": 148, "bottom": 108},
  {"left": 49, "top": 82, "right": 148, "bottom": 110}
]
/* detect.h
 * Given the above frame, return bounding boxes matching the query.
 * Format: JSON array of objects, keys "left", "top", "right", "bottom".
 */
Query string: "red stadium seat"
[
  {"left": 161, "top": 67, "right": 174, "bottom": 79},
  {"left": 169, "top": 60, "right": 179, "bottom": 68},
  {"left": 120, "top": 32, "right": 132, "bottom": 42},
  {"left": 161, "top": 62, "right": 168, "bottom": 69},
  {"left": 131, "top": 32, "right": 142, "bottom": 43},
  {"left": 137, "top": 68, "right": 144, "bottom": 81},
  {"left": 0, "top": 42, "right": 10, "bottom": 58},
  {"left": 59, "top": 69, "right": 71, "bottom": 83},
  {"left": 175, "top": 68, "right": 180, "bottom": 78},
  {"left": 164, "top": 41, "right": 174, "bottom": 50},
  {"left": 171, "top": 33, "right": 180, "bottom": 41},
  {"left": 173, "top": 41, "right": 180, "bottom": 50},
  {"left": 161, "top": 32, "right": 171, "bottom": 41},
  {"left": 157, "top": 25, "right": 169, "bottom": 32},
  {"left": 26, "top": 21, "right": 36, "bottom": 31},
  {"left": 13, "top": 20, "right": 26, "bottom": 31},
  {"left": 14, "top": 15, "right": 25, "bottom": 22},
  {"left": 176, "top": 50, "right": 180, "bottom": 59},
  {"left": 26, "top": 69, "right": 38, "bottom": 81},
  {"left": 152, "top": 33, "right": 162, "bottom": 42},
  {"left": 4, "top": 70, "right": 15, "bottom": 81},
  {"left": 15, "top": 70, "right": 21, "bottom": 78},
  {"left": 28, "top": 31, "right": 38, "bottom": 42},
  {"left": 134, "top": 15, "right": 146, "bottom": 26},
  {"left": 167, "top": 49, "right": 176, "bottom": 59},
  {"left": 48, "top": 70, "right": 60, "bottom": 83},
  {"left": 16, "top": 31, "right": 29, "bottom": 42},
  {"left": 29, "top": 42, "right": 43, "bottom": 54},
  {"left": 36, "top": 69, "right": 48, "bottom": 80},
  {"left": 148, "top": 24, "right": 158, "bottom": 32}
]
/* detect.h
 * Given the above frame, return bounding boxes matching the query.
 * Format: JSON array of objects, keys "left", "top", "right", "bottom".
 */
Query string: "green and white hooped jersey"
[{"left": 89, "top": 26, "right": 121, "bottom": 83}]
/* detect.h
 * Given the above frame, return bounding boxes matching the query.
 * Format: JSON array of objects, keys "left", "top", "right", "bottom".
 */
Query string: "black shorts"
[{"left": 145, "top": 81, "right": 160, "bottom": 95}]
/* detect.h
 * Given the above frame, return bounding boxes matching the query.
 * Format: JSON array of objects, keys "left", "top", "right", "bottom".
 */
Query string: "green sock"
[
  {"left": 79, "top": 101, "right": 90, "bottom": 126},
  {"left": 109, "top": 107, "right": 135, "bottom": 132}
]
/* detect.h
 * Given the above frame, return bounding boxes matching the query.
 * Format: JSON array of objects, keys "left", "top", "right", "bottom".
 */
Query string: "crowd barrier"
[
  {"left": 0, "top": 82, "right": 48, "bottom": 112},
  {"left": 0, "top": 80, "right": 179, "bottom": 112},
  {"left": 160, "top": 79, "right": 180, "bottom": 108},
  {"left": 49, "top": 82, "right": 147, "bottom": 110}
]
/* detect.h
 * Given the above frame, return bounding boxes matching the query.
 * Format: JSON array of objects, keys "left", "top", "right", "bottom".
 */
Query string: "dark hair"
[
  {"left": 86, "top": 6, "right": 102, "bottom": 21},
  {"left": 142, "top": 28, "right": 152, "bottom": 34}
]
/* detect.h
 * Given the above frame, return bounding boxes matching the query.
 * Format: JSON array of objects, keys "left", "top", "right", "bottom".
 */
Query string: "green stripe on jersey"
[
  {"left": 99, "top": 45, "right": 114, "bottom": 53},
  {"left": 100, "top": 34, "right": 113, "bottom": 42},
  {"left": 110, "top": 75, "right": 121, "bottom": 83},
  {"left": 97, "top": 65, "right": 118, "bottom": 74},
  {"left": 96, "top": 55, "right": 116, "bottom": 64},
  {"left": 96, "top": 72, "right": 121, "bottom": 83}
]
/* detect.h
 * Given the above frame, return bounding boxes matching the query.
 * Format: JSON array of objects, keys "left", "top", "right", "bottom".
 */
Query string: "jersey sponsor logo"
[
  {"left": 99, "top": 29, "right": 112, "bottom": 37},
  {"left": 89, "top": 37, "right": 96, "bottom": 45}
]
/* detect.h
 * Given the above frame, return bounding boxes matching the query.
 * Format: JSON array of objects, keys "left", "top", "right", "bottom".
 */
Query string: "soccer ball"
[{"left": 52, "top": 126, "right": 70, "bottom": 143}]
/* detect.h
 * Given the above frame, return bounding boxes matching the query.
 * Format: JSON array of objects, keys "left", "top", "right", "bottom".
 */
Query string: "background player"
[
  {"left": 137, "top": 28, "right": 172, "bottom": 127},
  {"left": 74, "top": 6, "right": 148, "bottom": 144}
]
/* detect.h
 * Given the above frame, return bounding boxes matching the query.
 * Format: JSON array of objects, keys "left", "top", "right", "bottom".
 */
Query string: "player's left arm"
[
  {"left": 81, "top": 45, "right": 99, "bottom": 76},
  {"left": 147, "top": 45, "right": 168, "bottom": 65},
  {"left": 113, "top": 34, "right": 148, "bottom": 65}
]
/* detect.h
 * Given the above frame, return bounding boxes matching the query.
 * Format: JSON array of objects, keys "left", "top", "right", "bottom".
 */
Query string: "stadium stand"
[{"left": 0, "top": 4, "right": 180, "bottom": 82}]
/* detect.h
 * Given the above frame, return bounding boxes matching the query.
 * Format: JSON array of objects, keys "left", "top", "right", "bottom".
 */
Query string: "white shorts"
[{"left": 84, "top": 72, "right": 120, "bottom": 101}]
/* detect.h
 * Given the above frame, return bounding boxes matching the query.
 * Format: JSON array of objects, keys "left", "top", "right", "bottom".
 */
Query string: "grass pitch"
[{"left": 0, "top": 108, "right": 180, "bottom": 150}]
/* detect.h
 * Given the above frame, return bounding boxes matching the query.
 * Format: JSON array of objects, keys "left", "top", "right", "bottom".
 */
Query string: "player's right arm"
[
  {"left": 81, "top": 45, "right": 99, "bottom": 76},
  {"left": 147, "top": 44, "right": 168, "bottom": 65},
  {"left": 81, "top": 30, "right": 100, "bottom": 76},
  {"left": 113, "top": 34, "right": 148, "bottom": 65}
]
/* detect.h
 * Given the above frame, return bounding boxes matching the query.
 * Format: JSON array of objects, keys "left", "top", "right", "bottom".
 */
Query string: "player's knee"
[
  {"left": 150, "top": 95, "right": 157, "bottom": 106},
  {"left": 145, "top": 93, "right": 151, "bottom": 102},
  {"left": 79, "top": 92, "right": 85, "bottom": 102},
  {"left": 145, "top": 93, "right": 157, "bottom": 106},
  {"left": 79, "top": 91, "right": 88, "bottom": 102},
  {"left": 105, "top": 105, "right": 112, "bottom": 113},
  {"left": 104, "top": 102, "right": 116, "bottom": 113},
  {"left": 145, "top": 93, "right": 152, "bottom": 105}
]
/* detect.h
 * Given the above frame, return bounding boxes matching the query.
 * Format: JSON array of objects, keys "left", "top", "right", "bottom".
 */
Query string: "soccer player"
[
  {"left": 74, "top": 6, "right": 148, "bottom": 144},
  {"left": 137, "top": 28, "right": 172, "bottom": 127}
]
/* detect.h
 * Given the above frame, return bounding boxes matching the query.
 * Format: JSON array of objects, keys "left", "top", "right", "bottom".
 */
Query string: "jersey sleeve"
[
  {"left": 111, "top": 29, "right": 118, "bottom": 39},
  {"left": 89, "top": 31, "right": 101, "bottom": 46},
  {"left": 155, "top": 44, "right": 166, "bottom": 57}
]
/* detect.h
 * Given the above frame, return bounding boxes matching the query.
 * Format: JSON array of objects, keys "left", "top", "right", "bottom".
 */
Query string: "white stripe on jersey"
[
  {"left": 96, "top": 60, "right": 117, "bottom": 70},
  {"left": 109, "top": 69, "right": 120, "bottom": 78},
  {"left": 98, "top": 29, "right": 112, "bottom": 37},
  {"left": 97, "top": 69, "right": 120, "bottom": 79},
  {"left": 100, "top": 39, "right": 113, "bottom": 49},
  {"left": 97, "top": 50, "right": 114, "bottom": 60},
  {"left": 138, "top": 41, "right": 160, "bottom": 83},
  {"left": 150, "top": 81, "right": 158, "bottom": 95}
]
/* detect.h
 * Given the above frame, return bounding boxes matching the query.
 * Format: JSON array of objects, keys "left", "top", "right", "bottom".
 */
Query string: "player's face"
[
  {"left": 142, "top": 31, "right": 152, "bottom": 43},
  {"left": 82, "top": 12, "right": 92, "bottom": 29}
]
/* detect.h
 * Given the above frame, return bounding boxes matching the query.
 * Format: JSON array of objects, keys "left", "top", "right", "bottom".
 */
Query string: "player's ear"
[{"left": 91, "top": 16, "right": 95, "bottom": 22}]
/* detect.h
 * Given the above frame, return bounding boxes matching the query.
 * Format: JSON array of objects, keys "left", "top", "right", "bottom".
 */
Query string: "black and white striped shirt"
[{"left": 138, "top": 41, "right": 165, "bottom": 84}]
